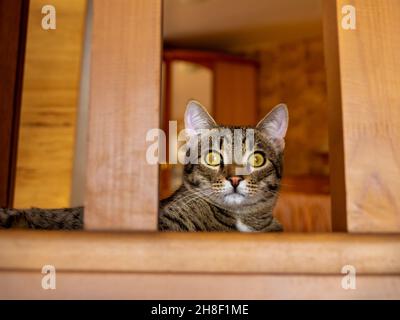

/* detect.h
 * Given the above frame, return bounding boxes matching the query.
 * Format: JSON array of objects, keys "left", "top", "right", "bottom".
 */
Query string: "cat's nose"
[{"left": 228, "top": 176, "right": 244, "bottom": 188}]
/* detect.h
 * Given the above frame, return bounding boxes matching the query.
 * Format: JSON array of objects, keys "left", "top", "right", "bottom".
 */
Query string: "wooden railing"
[{"left": 0, "top": 0, "right": 400, "bottom": 299}]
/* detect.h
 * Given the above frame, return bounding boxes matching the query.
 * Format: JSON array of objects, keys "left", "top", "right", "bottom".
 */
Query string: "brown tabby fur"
[{"left": 0, "top": 102, "right": 288, "bottom": 232}]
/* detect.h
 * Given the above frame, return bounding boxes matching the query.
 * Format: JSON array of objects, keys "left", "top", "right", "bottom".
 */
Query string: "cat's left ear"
[{"left": 256, "top": 103, "right": 289, "bottom": 151}]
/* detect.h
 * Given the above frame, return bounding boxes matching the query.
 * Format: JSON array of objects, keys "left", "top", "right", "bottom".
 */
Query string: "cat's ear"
[
  {"left": 256, "top": 103, "right": 289, "bottom": 150},
  {"left": 184, "top": 100, "right": 217, "bottom": 132}
]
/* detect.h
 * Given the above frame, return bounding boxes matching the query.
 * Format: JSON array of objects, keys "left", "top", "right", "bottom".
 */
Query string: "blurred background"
[{"left": 13, "top": 0, "right": 330, "bottom": 232}]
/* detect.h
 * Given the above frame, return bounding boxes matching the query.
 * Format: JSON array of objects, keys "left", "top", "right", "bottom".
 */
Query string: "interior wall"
[
  {"left": 14, "top": 0, "right": 86, "bottom": 208},
  {"left": 168, "top": 61, "right": 213, "bottom": 193},
  {"left": 170, "top": 61, "right": 213, "bottom": 130},
  {"left": 235, "top": 36, "right": 329, "bottom": 178}
]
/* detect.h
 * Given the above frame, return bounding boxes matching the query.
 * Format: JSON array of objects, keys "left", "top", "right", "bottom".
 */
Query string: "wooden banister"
[{"left": 0, "top": 230, "right": 399, "bottom": 274}]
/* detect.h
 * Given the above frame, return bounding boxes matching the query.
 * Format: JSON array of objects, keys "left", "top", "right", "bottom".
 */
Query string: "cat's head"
[{"left": 182, "top": 100, "right": 288, "bottom": 210}]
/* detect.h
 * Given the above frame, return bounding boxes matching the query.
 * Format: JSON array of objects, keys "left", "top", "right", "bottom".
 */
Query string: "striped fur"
[
  {"left": 159, "top": 101, "right": 288, "bottom": 232},
  {"left": 0, "top": 102, "right": 288, "bottom": 232},
  {"left": 0, "top": 207, "right": 83, "bottom": 230},
  {"left": 159, "top": 185, "right": 282, "bottom": 232}
]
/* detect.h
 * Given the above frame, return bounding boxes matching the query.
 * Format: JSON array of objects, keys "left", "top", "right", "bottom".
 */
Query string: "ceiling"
[{"left": 163, "top": 0, "right": 323, "bottom": 49}]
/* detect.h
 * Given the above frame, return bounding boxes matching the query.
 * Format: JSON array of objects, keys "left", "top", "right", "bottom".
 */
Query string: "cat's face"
[{"left": 182, "top": 101, "right": 288, "bottom": 210}]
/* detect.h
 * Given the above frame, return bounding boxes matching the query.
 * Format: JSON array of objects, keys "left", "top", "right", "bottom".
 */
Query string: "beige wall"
[
  {"left": 232, "top": 36, "right": 330, "bottom": 231},
  {"left": 14, "top": 0, "right": 86, "bottom": 208},
  {"left": 236, "top": 36, "right": 329, "bottom": 178}
]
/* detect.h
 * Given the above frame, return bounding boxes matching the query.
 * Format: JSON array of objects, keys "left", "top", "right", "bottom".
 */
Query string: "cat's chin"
[{"left": 224, "top": 193, "right": 246, "bottom": 205}]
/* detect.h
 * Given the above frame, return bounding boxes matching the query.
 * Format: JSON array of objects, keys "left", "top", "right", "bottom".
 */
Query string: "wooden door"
[
  {"left": 214, "top": 62, "right": 258, "bottom": 126},
  {"left": 0, "top": 0, "right": 29, "bottom": 208}
]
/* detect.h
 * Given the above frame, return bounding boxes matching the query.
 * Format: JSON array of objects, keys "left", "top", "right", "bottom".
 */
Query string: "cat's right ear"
[
  {"left": 184, "top": 100, "right": 217, "bottom": 132},
  {"left": 256, "top": 103, "right": 289, "bottom": 151}
]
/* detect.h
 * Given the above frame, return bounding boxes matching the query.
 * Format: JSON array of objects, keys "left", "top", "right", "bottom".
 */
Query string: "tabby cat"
[{"left": 0, "top": 101, "right": 288, "bottom": 232}]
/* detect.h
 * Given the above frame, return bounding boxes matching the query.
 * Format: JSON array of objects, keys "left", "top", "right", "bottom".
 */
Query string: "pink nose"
[{"left": 228, "top": 176, "right": 243, "bottom": 188}]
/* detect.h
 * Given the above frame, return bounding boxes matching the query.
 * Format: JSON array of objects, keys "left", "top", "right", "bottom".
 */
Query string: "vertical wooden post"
[
  {"left": 85, "top": 0, "right": 162, "bottom": 230},
  {"left": 0, "top": 0, "right": 29, "bottom": 208},
  {"left": 71, "top": 0, "right": 92, "bottom": 207},
  {"left": 323, "top": 0, "right": 348, "bottom": 232},
  {"left": 323, "top": 0, "right": 400, "bottom": 232}
]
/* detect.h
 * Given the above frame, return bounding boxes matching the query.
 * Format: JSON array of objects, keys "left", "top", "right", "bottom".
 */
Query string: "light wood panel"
[
  {"left": 0, "top": 231, "right": 399, "bottom": 274},
  {"left": 214, "top": 62, "right": 258, "bottom": 126},
  {"left": 275, "top": 192, "right": 331, "bottom": 232},
  {"left": 323, "top": 0, "right": 400, "bottom": 232},
  {"left": 14, "top": 0, "right": 86, "bottom": 208},
  {"left": 85, "top": 0, "right": 162, "bottom": 230},
  {"left": 1, "top": 272, "right": 399, "bottom": 299}
]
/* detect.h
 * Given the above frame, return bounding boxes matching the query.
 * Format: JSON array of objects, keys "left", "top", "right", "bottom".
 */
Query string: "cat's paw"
[{"left": 270, "top": 219, "right": 284, "bottom": 232}]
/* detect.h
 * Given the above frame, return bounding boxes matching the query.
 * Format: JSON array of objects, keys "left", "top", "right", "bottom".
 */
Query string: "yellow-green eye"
[
  {"left": 248, "top": 152, "right": 267, "bottom": 168},
  {"left": 204, "top": 151, "right": 222, "bottom": 166}
]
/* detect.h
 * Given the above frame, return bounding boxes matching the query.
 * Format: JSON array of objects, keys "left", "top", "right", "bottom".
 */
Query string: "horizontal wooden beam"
[
  {"left": 1, "top": 271, "right": 399, "bottom": 299},
  {"left": 0, "top": 231, "right": 399, "bottom": 274}
]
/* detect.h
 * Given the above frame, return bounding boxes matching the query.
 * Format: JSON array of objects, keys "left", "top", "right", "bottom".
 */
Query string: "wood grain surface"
[
  {"left": 85, "top": 0, "right": 162, "bottom": 230},
  {"left": 0, "top": 231, "right": 399, "bottom": 274},
  {"left": 323, "top": 0, "right": 400, "bottom": 232},
  {"left": 14, "top": 0, "right": 86, "bottom": 207},
  {"left": 1, "top": 271, "right": 399, "bottom": 299}
]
